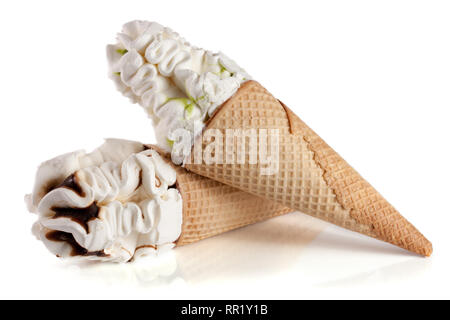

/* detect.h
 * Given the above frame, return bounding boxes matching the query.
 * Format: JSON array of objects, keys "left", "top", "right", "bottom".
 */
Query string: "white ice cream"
[
  {"left": 26, "top": 139, "right": 183, "bottom": 263},
  {"left": 107, "top": 20, "right": 251, "bottom": 162}
]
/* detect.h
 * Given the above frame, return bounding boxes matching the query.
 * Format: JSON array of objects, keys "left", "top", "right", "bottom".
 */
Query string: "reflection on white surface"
[
  {"left": 289, "top": 223, "right": 433, "bottom": 288},
  {"left": 61, "top": 212, "right": 325, "bottom": 286},
  {"left": 316, "top": 257, "right": 432, "bottom": 288},
  {"left": 60, "top": 250, "right": 182, "bottom": 287},
  {"left": 58, "top": 212, "right": 433, "bottom": 289},
  {"left": 175, "top": 212, "right": 325, "bottom": 284}
]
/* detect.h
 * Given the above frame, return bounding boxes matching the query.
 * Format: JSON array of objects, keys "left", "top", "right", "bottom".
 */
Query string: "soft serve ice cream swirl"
[
  {"left": 107, "top": 21, "right": 251, "bottom": 162},
  {"left": 26, "top": 139, "right": 182, "bottom": 263}
]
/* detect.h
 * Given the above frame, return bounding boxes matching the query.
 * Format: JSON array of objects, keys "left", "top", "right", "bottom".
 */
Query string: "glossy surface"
[
  {"left": 3, "top": 212, "right": 446, "bottom": 299},
  {"left": 2, "top": 0, "right": 449, "bottom": 299}
]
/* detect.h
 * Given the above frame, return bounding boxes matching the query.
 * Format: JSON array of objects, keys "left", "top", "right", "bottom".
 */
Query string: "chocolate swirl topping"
[
  {"left": 57, "top": 173, "right": 85, "bottom": 197},
  {"left": 45, "top": 231, "right": 107, "bottom": 257},
  {"left": 51, "top": 203, "right": 99, "bottom": 233},
  {"left": 50, "top": 173, "right": 99, "bottom": 233}
]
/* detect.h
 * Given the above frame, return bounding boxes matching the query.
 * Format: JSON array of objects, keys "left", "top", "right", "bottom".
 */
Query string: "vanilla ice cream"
[
  {"left": 107, "top": 21, "right": 250, "bottom": 163},
  {"left": 26, "top": 139, "right": 182, "bottom": 263}
]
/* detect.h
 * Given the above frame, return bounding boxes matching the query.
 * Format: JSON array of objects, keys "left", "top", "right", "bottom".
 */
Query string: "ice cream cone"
[
  {"left": 145, "top": 146, "right": 292, "bottom": 246},
  {"left": 175, "top": 164, "right": 292, "bottom": 246},
  {"left": 28, "top": 140, "right": 292, "bottom": 262},
  {"left": 185, "top": 81, "right": 432, "bottom": 256}
]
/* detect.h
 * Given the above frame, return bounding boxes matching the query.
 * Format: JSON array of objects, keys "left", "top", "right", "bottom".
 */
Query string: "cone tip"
[{"left": 422, "top": 239, "right": 433, "bottom": 257}]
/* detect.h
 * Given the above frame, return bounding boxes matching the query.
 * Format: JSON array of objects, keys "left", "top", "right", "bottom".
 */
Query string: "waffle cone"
[
  {"left": 184, "top": 81, "right": 432, "bottom": 256},
  {"left": 146, "top": 145, "right": 292, "bottom": 246}
]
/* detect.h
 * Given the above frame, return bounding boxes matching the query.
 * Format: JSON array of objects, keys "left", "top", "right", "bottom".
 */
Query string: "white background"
[{"left": 0, "top": 0, "right": 449, "bottom": 299}]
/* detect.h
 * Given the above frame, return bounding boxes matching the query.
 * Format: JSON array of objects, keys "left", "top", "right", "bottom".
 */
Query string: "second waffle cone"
[{"left": 145, "top": 146, "right": 292, "bottom": 246}]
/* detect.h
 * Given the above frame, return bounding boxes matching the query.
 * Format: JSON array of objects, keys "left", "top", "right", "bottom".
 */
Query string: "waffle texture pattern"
[
  {"left": 186, "top": 81, "right": 432, "bottom": 256},
  {"left": 141, "top": 149, "right": 291, "bottom": 246}
]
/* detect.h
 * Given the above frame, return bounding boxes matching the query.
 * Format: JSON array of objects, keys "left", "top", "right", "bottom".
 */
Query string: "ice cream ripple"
[
  {"left": 107, "top": 20, "right": 251, "bottom": 159},
  {"left": 26, "top": 139, "right": 183, "bottom": 262}
]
